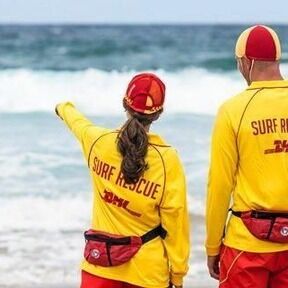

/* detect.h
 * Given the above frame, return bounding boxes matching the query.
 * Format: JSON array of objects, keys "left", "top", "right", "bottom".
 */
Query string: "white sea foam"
[
  {"left": 0, "top": 196, "right": 90, "bottom": 232},
  {"left": 0, "top": 67, "right": 250, "bottom": 115},
  {"left": 2, "top": 65, "right": 288, "bottom": 115},
  {"left": 0, "top": 196, "right": 87, "bottom": 285}
]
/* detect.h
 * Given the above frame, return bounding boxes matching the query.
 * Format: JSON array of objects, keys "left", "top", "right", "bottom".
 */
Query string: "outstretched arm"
[
  {"left": 56, "top": 102, "right": 94, "bottom": 141},
  {"left": 55, "top": 102, "right": 97, "bottom": 159}
]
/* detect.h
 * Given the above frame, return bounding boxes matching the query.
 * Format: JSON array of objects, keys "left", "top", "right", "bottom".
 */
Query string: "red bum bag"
[
  {"left": 84, "top": 225, "right": 167, "bottom": 267},
  {"left": 231, "top": 209, "right": 288, "bottom": 243}
]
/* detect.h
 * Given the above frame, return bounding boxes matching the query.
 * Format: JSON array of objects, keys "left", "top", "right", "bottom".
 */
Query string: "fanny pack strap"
[
  {"left": 85, "top": 225, "right": 167, "bottom": 245},
  {"left": 230, "top": 209, "right": 288, "bottom": 219},
  {"left": 141, "top": 225, "right": 167, "bottom": 244},
  {"left": 230, "top": 209, "right": 242, "bottom": 217}
]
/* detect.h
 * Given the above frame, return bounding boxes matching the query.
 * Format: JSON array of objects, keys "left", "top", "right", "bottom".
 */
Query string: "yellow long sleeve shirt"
[
  {"left": 206, "top": 80, "right": 288, "bottom": 256},
  {"left": 56, "top": 102, "right": 190, "bottom": 287}
]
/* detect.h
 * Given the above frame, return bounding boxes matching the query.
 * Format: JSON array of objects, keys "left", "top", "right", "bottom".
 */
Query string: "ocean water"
[{"left": 1, "top": 25, "right": 288, "bottom": 287}]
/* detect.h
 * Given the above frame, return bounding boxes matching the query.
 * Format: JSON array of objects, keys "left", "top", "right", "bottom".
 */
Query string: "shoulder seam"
[
  {"left": 247, "top": 86, "right": 288, "bottom": 90},
  {"left": 236, "top": 88, "right": 263, "bottom": 142},
  {"left": 236, "top": 88, "right": 263, "bottom": 156},
  {"left": 149, "top": 144, "right": 167, "bottom": 206},
  {"left": 149, "top": 143, "right": 171, "bottom": 148},
  {"left": 87, "top": 131, "right": 118, "bottom": 168}
]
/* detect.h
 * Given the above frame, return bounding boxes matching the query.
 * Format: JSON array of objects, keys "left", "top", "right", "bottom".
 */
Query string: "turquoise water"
[{"left": 0, "top": 25, "right": 287, "bottom": 71}]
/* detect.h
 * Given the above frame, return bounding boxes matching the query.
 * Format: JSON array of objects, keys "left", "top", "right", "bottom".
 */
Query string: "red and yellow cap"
[
  {"left": 235, "top": 25, "right": 281, "bottom": 61},
  {"left": 124, "top": 73, "right": 165, "bottom": 115}
]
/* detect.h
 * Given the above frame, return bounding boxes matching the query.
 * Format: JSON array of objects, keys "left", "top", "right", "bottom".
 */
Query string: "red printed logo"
[
  {"left": 101, "top": 190, "right": 142, "bottom": 217},
  {"left": 265, "top": 140, "right": 288, "bottom": 154}
]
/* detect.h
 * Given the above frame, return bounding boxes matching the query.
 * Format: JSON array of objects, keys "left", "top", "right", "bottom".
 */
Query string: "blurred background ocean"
[{"left": 1, "top": 24, "right": 288, "bottom": 287}]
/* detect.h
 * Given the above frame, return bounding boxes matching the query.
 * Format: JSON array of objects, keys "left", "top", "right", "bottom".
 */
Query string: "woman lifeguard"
[{"left": 56, "top": 73, "right": 190, "bottom": 288}]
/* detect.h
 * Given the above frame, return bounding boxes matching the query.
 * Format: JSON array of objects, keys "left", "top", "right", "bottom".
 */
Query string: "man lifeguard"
[{"left": 206, "top": 25, "right": 288, "bottom": 288}]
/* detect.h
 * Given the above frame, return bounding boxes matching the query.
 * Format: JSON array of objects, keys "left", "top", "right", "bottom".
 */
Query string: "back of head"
[
  {"left": 235, "top": 25, "right": 281, "bottom": 62},
  {"left": 117, "top": 73, "right": 166, "bottom": 184},
  {"left": 235, "top": 25, "right": 282, "bottom": 83}
]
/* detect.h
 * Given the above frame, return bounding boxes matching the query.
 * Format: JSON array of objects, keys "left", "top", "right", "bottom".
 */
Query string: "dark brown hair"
[{"left": 117, "top": 101, "right": 162, "bottom": 184}]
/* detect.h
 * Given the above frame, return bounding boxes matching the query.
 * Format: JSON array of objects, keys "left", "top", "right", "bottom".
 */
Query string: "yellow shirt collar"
[{"left": 247, "top": 80, "right": 288, "bottom": 90}]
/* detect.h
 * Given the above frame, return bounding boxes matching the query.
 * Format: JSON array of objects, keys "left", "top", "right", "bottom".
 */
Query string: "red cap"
[
  {"left": 124, "top": 73, "right": 166, "bottom": 114},
  {"left": 235, "top": 25, "right": 281, "bottom": 61}
]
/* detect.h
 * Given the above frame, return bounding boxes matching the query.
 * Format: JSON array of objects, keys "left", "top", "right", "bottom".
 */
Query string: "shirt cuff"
[
  {"left": 170, "top": 274, "right": 184, "bottom": 286},
  {"left": 55, "top": 102, "right": 74, "bottom": 120},
  {"left": 206, "top": 245, "right": 221, "bottom": 256}
]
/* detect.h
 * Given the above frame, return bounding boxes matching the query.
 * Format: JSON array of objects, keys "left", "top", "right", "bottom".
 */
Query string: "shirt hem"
[
  {"left": 223, "top": 240, "right": 288, "bottom": 253},
  {"left": 81, "top": 264, "right": 169, "bottom": 288}
]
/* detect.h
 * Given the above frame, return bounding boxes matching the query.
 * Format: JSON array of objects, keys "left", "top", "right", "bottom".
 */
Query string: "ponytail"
[{"left": 117, "top": 102, "right": 162, "bottom": 184}]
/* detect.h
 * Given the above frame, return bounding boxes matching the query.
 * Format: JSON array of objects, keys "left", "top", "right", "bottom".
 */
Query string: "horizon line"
[{"left": 0, "top": 21, "right": 287, "bottom": 26}]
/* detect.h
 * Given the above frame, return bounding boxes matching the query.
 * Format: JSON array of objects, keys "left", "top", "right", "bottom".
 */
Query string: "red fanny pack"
[
  {"left": 231, "top": 210, "right": 288, "bottom": 243},
  {"left": 84, "top": 225, "right": 166, "bottom": 267}
]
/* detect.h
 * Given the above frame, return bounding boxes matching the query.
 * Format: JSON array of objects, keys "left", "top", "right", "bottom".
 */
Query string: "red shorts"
[
  {"left": 81, "top": 270, "right": 143, "bottom": 288},
  {"left": 220, "top": 245, "right": 288, "bottom": 288}
]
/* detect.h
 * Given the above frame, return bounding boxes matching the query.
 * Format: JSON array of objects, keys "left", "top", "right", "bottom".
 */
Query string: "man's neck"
[
  {"left": 252, "top": 64, "right": 284, "bottom": 82},
  {"left": 252, "top": 73, "right": 284, "bottom": 82}
]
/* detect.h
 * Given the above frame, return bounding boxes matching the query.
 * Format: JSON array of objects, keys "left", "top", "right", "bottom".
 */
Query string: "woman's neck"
[{"left": 145, "top": 125, "right": 151, "bottom": 133}]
